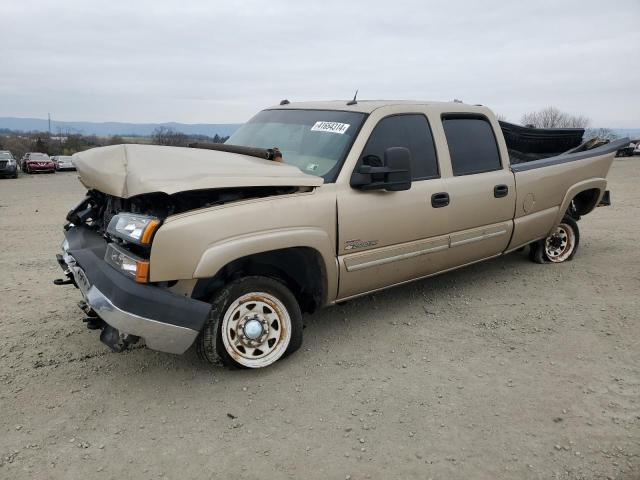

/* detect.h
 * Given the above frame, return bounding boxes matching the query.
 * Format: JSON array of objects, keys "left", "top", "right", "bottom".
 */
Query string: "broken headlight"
[{"left": 107, "top": 213, "right": 160, "bottom": 246}]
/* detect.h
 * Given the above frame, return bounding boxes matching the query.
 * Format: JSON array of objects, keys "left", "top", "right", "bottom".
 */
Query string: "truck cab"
[{"left": 327, "top": 101, "right": 516, "bottom": 298}]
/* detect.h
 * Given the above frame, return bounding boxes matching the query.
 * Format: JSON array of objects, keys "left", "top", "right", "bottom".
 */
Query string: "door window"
[
  {"left": 442, "top": 116, "right": 502, "bottom": 175},
  {"left": 360, "top": 114, "right": 439, "bottom": 180}
]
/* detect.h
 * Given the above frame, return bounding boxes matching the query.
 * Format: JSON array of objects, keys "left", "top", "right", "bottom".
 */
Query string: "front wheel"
[
  {"left": 197, "top": 276, "right": 303, "bottom": 369},
  {"left": 529, "top": 215, "right": 580, "bottom": 264}
]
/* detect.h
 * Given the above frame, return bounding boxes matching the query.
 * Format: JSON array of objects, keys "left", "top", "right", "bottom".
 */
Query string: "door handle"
[
  {"left": 494, "top": 184, "right": 509, "bottom": 198},
  {"left": 431, "top": 192, "right": 450, "bottom": 208}
]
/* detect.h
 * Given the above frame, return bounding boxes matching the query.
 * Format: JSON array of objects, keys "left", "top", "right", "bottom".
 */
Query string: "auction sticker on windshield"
[{"left": 310, "top": 121, "right": 350, "bottom": 134}]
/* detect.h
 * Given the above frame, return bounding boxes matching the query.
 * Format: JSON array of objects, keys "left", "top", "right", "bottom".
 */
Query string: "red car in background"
[{"left": 21, "top": 152, "right": 56, "bottom": 174}]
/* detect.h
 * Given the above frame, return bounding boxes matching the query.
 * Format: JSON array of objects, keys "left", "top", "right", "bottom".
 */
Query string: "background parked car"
[
  {"left": 0, "top": 150, "right": 18, "bottom": 178},
  {"left": 21, "top": 152, "right": 55, "bottom": 174},
  {"left": 51, "top": 155, "right": 75, "bottom": 171},
  {"left": 19, "top": 152, "right": 38, "bottom": 170},
  {"left": 616, "top": 142, "right": 636, "bottom": 157}
]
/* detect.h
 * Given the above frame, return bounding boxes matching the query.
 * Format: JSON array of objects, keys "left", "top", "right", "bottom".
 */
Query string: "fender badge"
[{"left": 345, "top": 239, "right": 378, "bottom": 251}]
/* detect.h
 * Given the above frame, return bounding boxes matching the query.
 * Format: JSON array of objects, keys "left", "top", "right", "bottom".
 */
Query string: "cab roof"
[{"left": 268, "top": 99, "right": 467, "bottom": 114}]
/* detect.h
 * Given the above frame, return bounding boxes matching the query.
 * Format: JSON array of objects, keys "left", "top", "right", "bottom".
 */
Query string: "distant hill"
[
  {"left": 0, "top": 117, "right": 241, "bottom": 138},
  {"left": 611, "top": 129, "right": 640, "bottom": 141}
]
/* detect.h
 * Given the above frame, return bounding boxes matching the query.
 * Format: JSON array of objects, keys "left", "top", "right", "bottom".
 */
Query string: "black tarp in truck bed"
[{"left": 499, "top": 121, "right": 584, "bottom": 164}]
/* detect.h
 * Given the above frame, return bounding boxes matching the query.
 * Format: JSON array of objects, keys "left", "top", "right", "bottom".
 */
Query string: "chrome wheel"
[
  {"left": 220, "top": 292, "right": 291, "bottom": 368},
  {"left": 544, "top": 223, "right": 575, "bottom": 263}
]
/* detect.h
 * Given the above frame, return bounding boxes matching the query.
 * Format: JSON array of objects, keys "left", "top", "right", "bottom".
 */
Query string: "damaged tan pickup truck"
[{"left": 56, "top": 100, "right": 626, "bottom": 368}]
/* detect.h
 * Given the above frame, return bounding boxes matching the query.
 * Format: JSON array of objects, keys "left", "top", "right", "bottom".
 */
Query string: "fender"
[
  {"left": 193, "top": 227, "right": 338, "bottom": 301},
  {"left": 553, "top": 178, "right": 606, "bottom": 226}
]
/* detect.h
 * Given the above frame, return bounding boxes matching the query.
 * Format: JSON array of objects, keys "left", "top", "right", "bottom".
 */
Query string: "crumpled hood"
[{"left": 72, "top": 144, "right": 323, "bottom": 198}]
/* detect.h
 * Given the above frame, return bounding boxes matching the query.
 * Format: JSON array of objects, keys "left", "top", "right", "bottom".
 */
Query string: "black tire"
[
  {"left": 529, "top": 215, "right": 580, "bottom": 264},
  {"left": 528, "top": 240, "right": 546, "bottom": 264},
  {"left": 196, "top": 276, "right": 303, "bottom": 369}
]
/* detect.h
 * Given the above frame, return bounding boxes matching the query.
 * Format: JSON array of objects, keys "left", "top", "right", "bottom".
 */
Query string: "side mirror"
[{"left": 350, "top": 147, "right": 412, "bottom": 191}]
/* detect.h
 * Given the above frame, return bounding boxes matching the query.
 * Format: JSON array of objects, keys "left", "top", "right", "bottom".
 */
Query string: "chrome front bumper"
[{"left": 85, "top": 286, "right": 198, "bottom": 354}]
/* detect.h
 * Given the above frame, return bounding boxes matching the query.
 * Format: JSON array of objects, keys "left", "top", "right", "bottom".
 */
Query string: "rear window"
[{"left": 442, "top": 116, "right": 501, "bottom": 176}]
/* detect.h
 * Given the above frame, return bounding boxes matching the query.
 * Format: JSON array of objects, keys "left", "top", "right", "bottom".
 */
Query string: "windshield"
[
  {"left": 0, "top": 152, "right": 13, "bottom": 160},
  {"left": 226, "top": 109, "right": 366, "bottom": 181},
  {"left": 31, "top": 154, "right": 49, "bottom": 160}
]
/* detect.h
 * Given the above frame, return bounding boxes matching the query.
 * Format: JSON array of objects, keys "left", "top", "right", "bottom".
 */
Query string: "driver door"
[{"left": 336, "top": 113, "right": 451, "bottom": 299}]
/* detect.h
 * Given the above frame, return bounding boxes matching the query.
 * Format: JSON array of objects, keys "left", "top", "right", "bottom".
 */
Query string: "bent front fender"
[{"left": 193, "top": 227, "right": 337, "bottom": 292}]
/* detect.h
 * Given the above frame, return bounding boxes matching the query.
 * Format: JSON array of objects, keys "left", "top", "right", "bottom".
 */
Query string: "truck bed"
[{"left": 506, "top": 136, "right": 627, "bottom": 250}]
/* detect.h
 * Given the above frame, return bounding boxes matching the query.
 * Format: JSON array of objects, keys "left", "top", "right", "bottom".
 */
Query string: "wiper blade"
[{"left": 188, "top": 142, "right": 282, "bottom": 162}]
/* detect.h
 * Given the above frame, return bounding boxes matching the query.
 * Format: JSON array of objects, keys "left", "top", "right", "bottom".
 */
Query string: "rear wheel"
[
  {"left": 529, "top": 215, "right": 580, "bottom": 264},
  {"left": 197, "top": 276, "right": 303, "bottom": 369}
]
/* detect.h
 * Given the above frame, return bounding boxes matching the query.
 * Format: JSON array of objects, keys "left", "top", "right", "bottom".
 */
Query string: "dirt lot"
[{"left": 0, "top": 161, "right": 638, "bottom": 480}]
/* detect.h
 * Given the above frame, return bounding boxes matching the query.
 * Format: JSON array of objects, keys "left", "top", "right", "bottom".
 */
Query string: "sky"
[{"left": 1, "top": 0, "right": 639, "bottom": 127}]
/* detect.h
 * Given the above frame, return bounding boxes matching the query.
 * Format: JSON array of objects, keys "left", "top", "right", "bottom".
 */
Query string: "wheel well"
[
  {"left": 192, "top": 247, "right": 326, "bottom": 314},
  {"left": 568, "top": 188, "right": 601, "bottom": 219}
]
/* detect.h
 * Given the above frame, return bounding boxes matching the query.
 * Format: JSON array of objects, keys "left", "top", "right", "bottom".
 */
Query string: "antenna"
[
  {"left": 279, "top": 99, "right": 290, "bottom": 105},
  {"left": 346, "top": 90, "right": 358, "bottom": 106}
]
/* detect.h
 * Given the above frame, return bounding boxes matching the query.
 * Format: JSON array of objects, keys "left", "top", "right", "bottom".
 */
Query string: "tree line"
[
  {"left": 498, "top": 106, "right": 618, "bottom": 141},
  {"left": 0, "top": 132, "right": 117, "bottom": 160},
  {"left": 0, "top": 128, "right": 229, "bottom": 160},
  {"left": 151, "top": 127, "right": 229, "bottom": 146}
]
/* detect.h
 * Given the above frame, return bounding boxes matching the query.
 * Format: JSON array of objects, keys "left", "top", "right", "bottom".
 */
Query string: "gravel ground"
[{"left": 0, "top": 160, "right": 638, "bottom": 480}]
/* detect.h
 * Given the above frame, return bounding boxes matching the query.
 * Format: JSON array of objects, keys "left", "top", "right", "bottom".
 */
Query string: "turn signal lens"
[
  {"left": 135, "top": 261, "right": 150, "bottom": 283},
  {"left": 140, "top": 220, "right": 160, "bottom": 246}
]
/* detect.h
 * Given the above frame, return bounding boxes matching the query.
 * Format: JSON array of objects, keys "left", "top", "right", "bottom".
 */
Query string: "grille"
[{"left": 0, "top": 161, "right": 7, "bottom": 168}]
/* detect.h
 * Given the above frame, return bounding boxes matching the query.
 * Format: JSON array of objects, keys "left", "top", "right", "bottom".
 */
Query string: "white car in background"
[{"left": 51, "top": 155, "right": 75, "bottom": 171}]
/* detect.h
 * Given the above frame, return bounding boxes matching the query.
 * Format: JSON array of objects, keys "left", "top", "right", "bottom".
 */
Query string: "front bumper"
[
  {"left": 27, "top": 164, "right": 55, "bottom": 172},
  {"left": 57, "top": 227, "right": 210, "bottom": 354},
  {"left": 0, "top": 164, "right": 17, "bottom": 176}
]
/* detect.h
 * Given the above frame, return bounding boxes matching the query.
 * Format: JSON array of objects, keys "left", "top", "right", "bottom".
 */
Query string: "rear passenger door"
[
  {"left": 438, "top": 114, "right": 516, "bottom": 267},
  {"left": 336, "top": 113, "right": 453, "bottom": 299}
]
